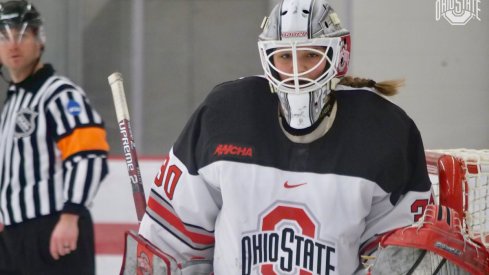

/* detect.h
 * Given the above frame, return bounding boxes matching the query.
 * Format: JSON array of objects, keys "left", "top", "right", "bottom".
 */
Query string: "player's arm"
[
  {"left": 359, "top": 120, "right": 432, "bottom": 253},
  {"left": 138, "top": 148, "right": 218, "bottom": 273},
  {"left": 45, "top": 87, "right": 109, "bottom": 259},
  {"left": 136, "top": 90, "right": 222, "bottom": 273},
  {"left": 46, "top": 87, "right": 109, "bottom": 213}
]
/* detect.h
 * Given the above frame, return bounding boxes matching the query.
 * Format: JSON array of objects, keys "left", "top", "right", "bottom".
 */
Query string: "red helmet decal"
[{"left": 335, "top": 34, "right": 351, "bottom": 78}]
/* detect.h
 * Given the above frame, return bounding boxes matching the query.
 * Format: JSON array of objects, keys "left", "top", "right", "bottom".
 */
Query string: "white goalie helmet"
[{"left": 258, "top": 0, "right": 351, "bottom": 129}]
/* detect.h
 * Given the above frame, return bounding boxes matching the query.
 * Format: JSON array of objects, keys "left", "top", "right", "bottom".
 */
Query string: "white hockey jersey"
[{"left": 139, "top": 76, "right": 432, "bottom": 275}]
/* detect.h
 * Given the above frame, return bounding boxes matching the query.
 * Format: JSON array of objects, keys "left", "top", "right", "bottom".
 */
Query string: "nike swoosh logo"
[{"left": 283, "top": 181, "right": 307, "bottom": 189}]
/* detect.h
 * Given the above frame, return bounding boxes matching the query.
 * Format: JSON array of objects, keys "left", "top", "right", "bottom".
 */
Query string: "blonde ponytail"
[{"left": 337, "top": 76, "right": 405, "bottom": 96}]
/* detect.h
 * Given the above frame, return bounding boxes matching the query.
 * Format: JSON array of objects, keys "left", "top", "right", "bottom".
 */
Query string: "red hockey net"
[{"left": 426, "top": 149, "right": 489, "bottom": 250}]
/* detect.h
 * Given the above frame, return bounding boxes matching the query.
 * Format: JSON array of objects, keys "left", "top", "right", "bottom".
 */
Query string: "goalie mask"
[
  {"left": 258, "top": 0, "right": 351, "bottom": 129},
  {"left": 0, "top": 0, "right": 45, "bottom": 44}
]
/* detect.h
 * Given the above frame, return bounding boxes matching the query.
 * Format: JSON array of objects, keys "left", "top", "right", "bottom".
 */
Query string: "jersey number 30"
[{"left": 154, "top": 155, "right": 182, "bottom": 200}]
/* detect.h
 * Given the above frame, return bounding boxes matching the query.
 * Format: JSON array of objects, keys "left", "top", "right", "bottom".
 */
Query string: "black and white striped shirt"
[{"left": 0, "top": 64, "right": 109, "bottom": 226}]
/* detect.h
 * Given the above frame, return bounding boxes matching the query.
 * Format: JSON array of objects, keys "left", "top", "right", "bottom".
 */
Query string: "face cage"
[{"left": 258, "top": 37, "right": 342, "bottom": 94}]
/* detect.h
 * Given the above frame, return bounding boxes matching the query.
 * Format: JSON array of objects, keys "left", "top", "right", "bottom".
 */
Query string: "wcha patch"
[
  {"left": 14, "top": 108, "right": 38, "bottom": 138},
  {"left": 67, "top": 100, "right": 82, "bottom": 116}
]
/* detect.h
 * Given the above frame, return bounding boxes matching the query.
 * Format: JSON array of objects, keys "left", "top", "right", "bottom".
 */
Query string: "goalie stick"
[
  {"left": 108, "top": 73, "right": 212, "bottom": 275},
  {"left": 108, "top": 72, "right": 146, "bottom": 222}
]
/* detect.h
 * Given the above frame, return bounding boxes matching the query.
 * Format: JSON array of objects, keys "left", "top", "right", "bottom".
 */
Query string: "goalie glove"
[{"left": 364, "top": 204, "right": 489, "bottom": 275}]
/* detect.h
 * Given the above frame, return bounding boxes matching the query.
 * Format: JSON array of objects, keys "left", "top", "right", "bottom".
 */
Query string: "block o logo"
[
  {"left": 241, "top": 203, "right": 337, "bottom": 275},
  {"left": 435, "top": 0, "right": 481, "bottom": 25}
]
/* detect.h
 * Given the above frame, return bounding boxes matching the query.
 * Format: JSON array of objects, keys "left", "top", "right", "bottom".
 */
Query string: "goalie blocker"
[
  {"left": 363, "top": 204, "right": 489, "bottom": 275},
  {"left": 120, "top": 231, "right": 212, "bottom": 275}
]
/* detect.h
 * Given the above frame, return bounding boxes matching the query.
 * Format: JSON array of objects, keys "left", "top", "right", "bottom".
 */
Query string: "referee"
[{"left": 0, "top": 1, "right": 109, "bottom": 274}]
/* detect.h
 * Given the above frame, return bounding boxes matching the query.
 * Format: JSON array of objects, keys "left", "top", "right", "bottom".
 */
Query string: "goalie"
[{"left": 131, "top": 0, "right": 436, "bottom": 274}]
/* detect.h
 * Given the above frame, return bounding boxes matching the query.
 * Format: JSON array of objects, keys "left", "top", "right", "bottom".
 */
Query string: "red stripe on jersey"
[{"left": 148, "top": 196, "right": 215, "bottom": 246}]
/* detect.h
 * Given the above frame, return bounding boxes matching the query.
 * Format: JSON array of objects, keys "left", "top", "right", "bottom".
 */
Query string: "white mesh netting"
[{"left": 427, "top": 149, "right": 489, "bottom": 249}]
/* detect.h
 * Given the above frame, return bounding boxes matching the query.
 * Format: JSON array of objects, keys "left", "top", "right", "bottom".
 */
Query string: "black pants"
[
  {"left": 1, "top": 210, "right": 95, "bottom": 275},
  {"left": 0, "top": 230, "right": 17, "bottom": 275}
]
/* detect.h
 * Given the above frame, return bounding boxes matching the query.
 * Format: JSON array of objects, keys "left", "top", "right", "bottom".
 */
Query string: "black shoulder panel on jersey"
[{"left": 173, "top": 78, "right": 431, "bottom": 200}]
